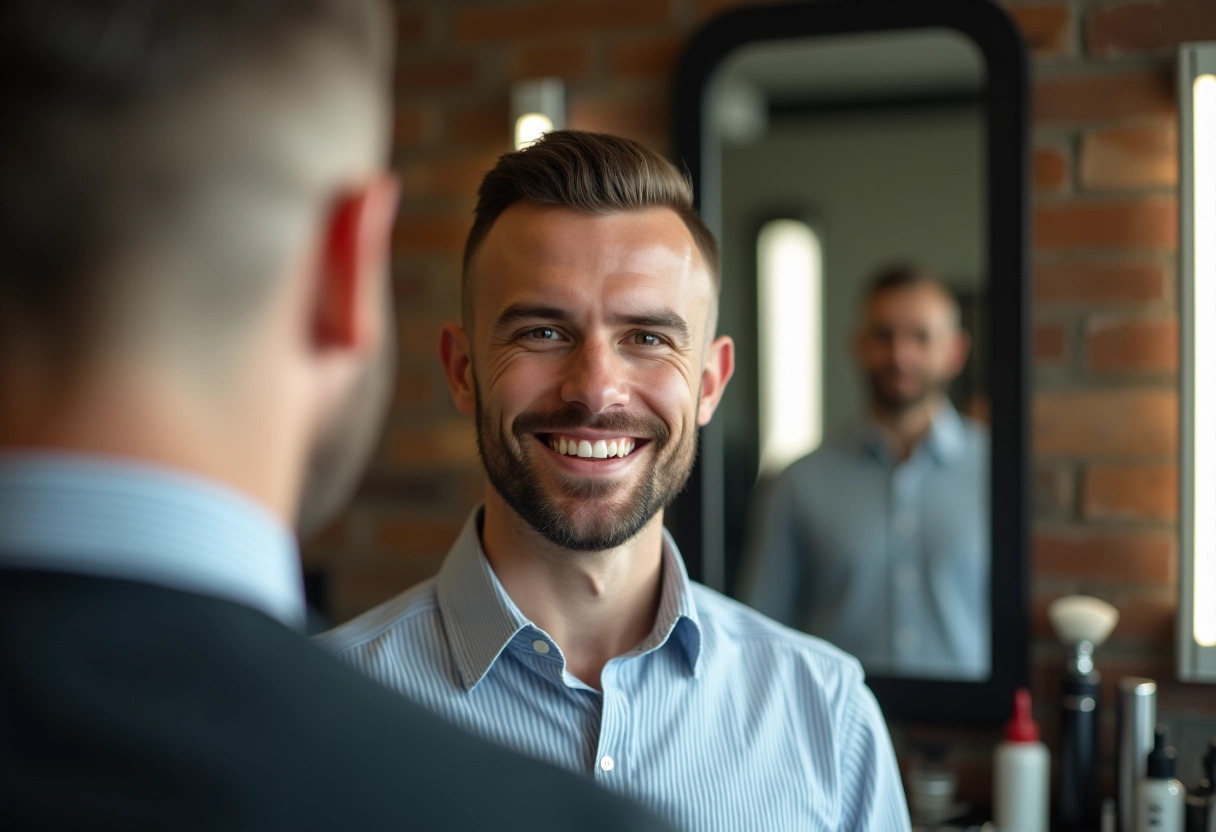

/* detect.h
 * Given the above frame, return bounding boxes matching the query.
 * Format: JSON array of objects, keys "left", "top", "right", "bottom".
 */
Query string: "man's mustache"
[{"left": 512, "top": 405, "right": 669, "bottom": 445}]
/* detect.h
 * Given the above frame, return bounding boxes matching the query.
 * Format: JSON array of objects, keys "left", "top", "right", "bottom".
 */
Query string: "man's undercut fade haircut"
[
  {"left": 864, "top": 263, "right": 962, "bottom": 327},
  {"left": 0, "top": 0, "right": 392, "bottom": 369},
  {"left": 461, "top": 130, "right": 720, "bottom": 326}
]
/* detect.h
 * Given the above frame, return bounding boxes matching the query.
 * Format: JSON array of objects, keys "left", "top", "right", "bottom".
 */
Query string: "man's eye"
[
  {"left": 526, "top": 327, "right": 560, "bottom": 340},
  {"left": 633, "top": 332, "right": 663, "bottom": 347}
]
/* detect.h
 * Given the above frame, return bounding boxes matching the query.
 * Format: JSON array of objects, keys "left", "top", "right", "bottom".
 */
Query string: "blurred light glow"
[
  {"left": 1193, "top": 72, "right": 1216, "bottom": 647},
  {"left": 514, "top": 113, "right": 553, "bottom": 150},
  {"left": 757, "top": 219, "right": 822, "bottom": 476}
]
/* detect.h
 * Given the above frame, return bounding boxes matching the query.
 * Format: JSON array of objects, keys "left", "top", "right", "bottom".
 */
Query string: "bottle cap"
[
  {"left": 1146, "top": 725, "right": 1177, "bottom": 779},
  {"left": 1004, "top": 687, "right": 1040, "bottom": 743}
]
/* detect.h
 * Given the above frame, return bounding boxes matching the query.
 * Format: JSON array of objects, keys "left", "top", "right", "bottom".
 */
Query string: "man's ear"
[
  {"left": 313, "top": 173, "right": 401, "bottom": 354},
  {"left": 697, "top": 335, "right": 735, "bottom": 426},
  {"left": 948, "top": 329, "right": 973, "bottom": 379},
  {"left": 440, "top": 322, "right": 476, "bottom": 416}
]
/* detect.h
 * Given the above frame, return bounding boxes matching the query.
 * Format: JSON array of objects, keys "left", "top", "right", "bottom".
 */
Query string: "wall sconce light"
[
  {"left": 756, "top": 218, "right": 823, "bottom": 476},
  {"left": 1179, "top": 41, "right": 1216, "bottom": 682},
  {"left": 511, "top": 78, "right": 565, "bottom": 150}
]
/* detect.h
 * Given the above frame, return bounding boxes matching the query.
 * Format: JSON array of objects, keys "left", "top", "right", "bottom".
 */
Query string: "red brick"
[
  {"left": 394, "top": 214, "right": 472, "bottom": 257},
  {"left": 508, "top": 41, "right": 594, "bottom": 81},
  {"left": 331, "top": 557, "right": 445, "bottom": 623},
  {"left": 568, "top": 88, "right": 669, "bottom": 151},
  {"left": 384, "top": 419, "right": 481, "bottom": 468},
  {"left": 397, "top": 56, "right": 480, "bottom": 92},
  {"left": 1033, "top": 530, "right": 1176, "bottom": 584},
  {"left": 398, "top": 321, "right": 448, "bottom": 361},
  {"left": 453, "top": 0, "right": 673, "bottom": 43},
  {"left": 1033, "top": 69, "right": 1175, "bottom": 124},
  {"left": 1089, "top": 0, "right": 1216, "bottom": 58},
  {"left": 1087, "top": 316, "right": 1179, "bottom": 374},
  {"left": 1034, "top": 197, "right": 1177, "bottom": 251},
  {"left": 1081, "top": 121, "right": 1178, "bottom": 190},
  {"left": 398, "top": 148, "right": 503, "bottom": 202},
  {"left": 394, "top": 106, "right": 441, "bottom": 149},
  {"left": 447, "top": 100, "right": 512, "bottom": 146},
  {"left": 1031, "top": 589, "right": 1175, "bottom": 647},
  {"left": 1034, "top": 389, "right": 1177, "bottom": 456},
  {"left": 1035, "top": 321, "right": 1068, "bottom": 363},
  {"left": 1034, "top": 145, "right": 1070, "bottom": 192},
  {"left": 610, "top": 34, "right": 684, "bottom": 79},
  {"left": 1033, "top": 464, "right": 1075, "bottom": 516},
  {"left": 372, "top": 516, "right": 464, "bottom": 553},
  {"left": 1034, "top": 261, "right": 1169, "bottom": 305},
  {"left": 398, "top": 9, "right": 428, "bottom": 46},
  {"left": 1082, "top": 463, "right": 1178, "bottom": 521},
  {"left": 1007, "top": 4, "right": 1073, "bottom": 57},
  {"left": 391, "top": 364, "right": 438, "bottom": 411}
]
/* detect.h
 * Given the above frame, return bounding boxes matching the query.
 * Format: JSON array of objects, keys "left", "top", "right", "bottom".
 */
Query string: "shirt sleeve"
[
  {"left": 737, "top": 471, "right": 807, "bottom": 627},
  {"left": 837, "top": 679, "right": 912, "bottom": 831}
]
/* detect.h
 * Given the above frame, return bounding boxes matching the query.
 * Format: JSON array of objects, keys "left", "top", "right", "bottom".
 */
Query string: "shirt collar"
[
  {"left": 436, "top": 507, "right": 703, "bottom": 691},
  {"left": 857, "top": 400, "right": 967, "bottom": 465},
  {"left": 0, "top": 452, "right": 305, "bottom": 628}
]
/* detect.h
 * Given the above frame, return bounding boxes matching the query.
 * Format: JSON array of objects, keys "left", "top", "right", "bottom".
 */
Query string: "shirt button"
[
  {"left": 532, "top": 639, "right": 550, "bottom": 655},
  {"left": 894, "top": 511, "right": 919, "bottom": 537},
  {"left": 599, "top": 755, "right": 615, "bottom": 772}
]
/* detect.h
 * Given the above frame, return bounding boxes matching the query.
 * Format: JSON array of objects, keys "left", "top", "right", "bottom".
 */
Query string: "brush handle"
[{"left": 1059, "top": 673, "right": 1101, "bottom": 830}]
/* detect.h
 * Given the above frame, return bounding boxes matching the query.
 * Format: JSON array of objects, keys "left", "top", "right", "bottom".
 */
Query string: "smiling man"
[{"left": 319, "top": 131, "right": 911, "bottom": 831}]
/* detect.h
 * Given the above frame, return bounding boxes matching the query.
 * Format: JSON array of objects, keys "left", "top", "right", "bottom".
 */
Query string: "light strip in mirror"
[
  {"left": 757, "top": 219, "right": 822, "bottom": 476},
  {"left": 1193, "top": 72, "right": 1216, "bottom": 649}
]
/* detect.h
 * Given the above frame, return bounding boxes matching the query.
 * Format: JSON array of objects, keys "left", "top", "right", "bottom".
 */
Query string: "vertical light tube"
[
  {"left": 757, "top": 219, "right": 822, "bottom": 476},
  {"left": 1193, "top": 73, "right": 1216, "bottom": 648},
  {"left": 510, "top": 79, "right": 565, "bottom": 150}
]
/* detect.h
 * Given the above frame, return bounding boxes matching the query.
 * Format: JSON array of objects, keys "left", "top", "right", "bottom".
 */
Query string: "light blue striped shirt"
[
  {"left": 319, "top": 508, "right": 911, "bottom": 832},
  {"left": 0, "top": 453, "right": 304, "bottom": 628},
  {"left": 740, "top": 404, "right": 989, "bottom": 681}
]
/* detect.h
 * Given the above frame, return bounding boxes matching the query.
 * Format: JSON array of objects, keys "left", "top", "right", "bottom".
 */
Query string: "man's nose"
[{"left": 560, "top": 339, "right": 630, "bottom": 413}]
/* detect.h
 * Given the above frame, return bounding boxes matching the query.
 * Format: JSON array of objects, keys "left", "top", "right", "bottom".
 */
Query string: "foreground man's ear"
[
  {"left": 312, "top": 173, "right": 401, "bottom": 356},
  {"left": 698, "top": 335, "right": 735, "bottom": 426},
  {"left": 440, "top": 323, "right": 476, "bottom": 416}
]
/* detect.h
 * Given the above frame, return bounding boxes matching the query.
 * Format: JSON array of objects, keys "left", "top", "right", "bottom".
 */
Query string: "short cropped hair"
[
  {"left": 461, "top": 130, "right": 719, "bottom": 326},
  {"left": 0, "top": 0, "right": 392, "bottom": 367},
  {"left": 862, "top": 263, "right": 961, "bottom": 327}
]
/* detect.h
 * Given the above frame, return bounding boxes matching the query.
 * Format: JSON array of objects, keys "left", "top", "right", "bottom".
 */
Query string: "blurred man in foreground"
[{"left": 0, "top": 3, "right": 675, "bottom": 829}]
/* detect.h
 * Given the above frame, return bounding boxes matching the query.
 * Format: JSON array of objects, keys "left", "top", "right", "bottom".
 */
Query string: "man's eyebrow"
[
  {"left": 610, "top": 310, "right": 692, "bottom": 341},
  {"left": 493, "top": 304, "right": 571, "bottom": 329}
]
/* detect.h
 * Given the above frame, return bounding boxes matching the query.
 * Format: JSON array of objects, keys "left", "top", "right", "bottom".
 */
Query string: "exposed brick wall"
[{"left": 305, "top": 0, "right": 1216, "bottom": 801}]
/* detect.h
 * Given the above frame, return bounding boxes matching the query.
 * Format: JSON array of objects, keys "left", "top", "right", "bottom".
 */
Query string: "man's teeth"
[{"left": 549, "top": 436, "right": 637, "bottom": 458}]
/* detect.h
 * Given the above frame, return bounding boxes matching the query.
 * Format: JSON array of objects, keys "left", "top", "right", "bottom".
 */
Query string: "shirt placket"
[
  {"left": 889, "top": 459, "right": 925, "bottom": 668},
  {"left": 592, "top": 658, "right": 634, "bottom": 786}
]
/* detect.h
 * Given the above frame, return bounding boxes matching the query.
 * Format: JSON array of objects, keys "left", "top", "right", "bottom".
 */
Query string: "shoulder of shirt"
[
  {"left": 688, "top": 581, "right": 865, "bottom": 682},
  {"left": 313, "top": 577, "right": 440, "bottom": 655}
]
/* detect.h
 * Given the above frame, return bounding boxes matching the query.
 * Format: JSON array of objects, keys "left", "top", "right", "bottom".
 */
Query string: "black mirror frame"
[{"left": 667, "top": 0, "right": 1030, "bottom": 724}]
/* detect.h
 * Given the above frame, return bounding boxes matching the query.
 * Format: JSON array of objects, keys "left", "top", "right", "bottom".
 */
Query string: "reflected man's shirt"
[
  {"left": 318, "top": 508, "right": 911, "bottom": 832},
  {"left": 741, "top": 402, "right": 990, "bottom": 681}
]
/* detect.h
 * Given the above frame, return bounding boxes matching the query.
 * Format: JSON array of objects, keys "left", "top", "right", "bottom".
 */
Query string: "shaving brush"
[{"left": 1049, "top": 595, "right": 1120, "bottom": 831}]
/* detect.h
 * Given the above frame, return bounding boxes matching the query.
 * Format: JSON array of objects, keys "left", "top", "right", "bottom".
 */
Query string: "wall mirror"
[{"left": 668, "top": 0, "right": 1029, "bottom": 722}]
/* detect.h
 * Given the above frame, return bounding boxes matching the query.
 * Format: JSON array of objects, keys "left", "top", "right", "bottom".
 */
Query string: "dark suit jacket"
[{"left": 0, "top": 568, "right": 676, "bottom": 831}]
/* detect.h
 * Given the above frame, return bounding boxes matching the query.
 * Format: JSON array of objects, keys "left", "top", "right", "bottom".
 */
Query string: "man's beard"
[
  {"left": 866, "top": 368, "right": 946, "bottom": 415},
  {"left": 474, "top": 387, "right": 698, "bottom": 552}
]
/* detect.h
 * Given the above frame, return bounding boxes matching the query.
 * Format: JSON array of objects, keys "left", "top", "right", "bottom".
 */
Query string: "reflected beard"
[
  {"left": 474, "top": 394, "right": 696, "bottom": 552},
  {"left": 867, "top": 370, "right": 946, "bottom": 415}
]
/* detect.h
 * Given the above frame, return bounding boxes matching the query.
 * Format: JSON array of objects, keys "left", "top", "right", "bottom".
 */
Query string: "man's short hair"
[
  {"left": 862, "top": 263, "right": 961, "bottom": 327},
  {"left": 461, "top": 130, "right": 720, "bottom": 326},
  {"left": 0, "top": 0, "right": 392, "bottom": 368}
]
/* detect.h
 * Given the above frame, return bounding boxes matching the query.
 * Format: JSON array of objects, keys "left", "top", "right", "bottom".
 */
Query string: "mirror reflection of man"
[
  {"left": 742, "top": 265, "right": 990, "bottom": 681},
  {"left": 0, "top": 4, "right": 679, "bottom": 829},
  {"left": 320, "top": 131, "right": 912, "bottom": 831}
]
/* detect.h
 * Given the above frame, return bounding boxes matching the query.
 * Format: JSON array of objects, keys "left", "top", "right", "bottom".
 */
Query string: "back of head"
[
  {"left": 461, "top": 129, "right": 719, "bottom": 327},
  {"left": 862, "top": 262, "right": 960, "bottom": 327},
  {"left": 0, "top": 0, "right": 393, "bottom": 374}
]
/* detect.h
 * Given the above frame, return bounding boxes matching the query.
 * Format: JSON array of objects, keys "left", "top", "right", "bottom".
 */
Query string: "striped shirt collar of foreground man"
[
  {"left": 318, "top": 507, "right": 912, "bottom": 832},
  {"left": 0, "top": 452, "right": 304, "bottom": 628},
  {"left": 434, "top": 509, "right": 704, "bottom": 691}
]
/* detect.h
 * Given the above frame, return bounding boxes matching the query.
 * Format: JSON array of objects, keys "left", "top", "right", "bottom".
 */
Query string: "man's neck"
[
  {"left": 869, "top": 394, "right": 946, "bottom": 462},
  {"left": 479, "top": 494, "right": 665, "bottom": 691}
]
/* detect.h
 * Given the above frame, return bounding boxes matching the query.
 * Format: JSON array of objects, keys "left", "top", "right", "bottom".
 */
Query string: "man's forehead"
[{"left": 865, "top": 284, "right": 957, "bottom": 324}]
